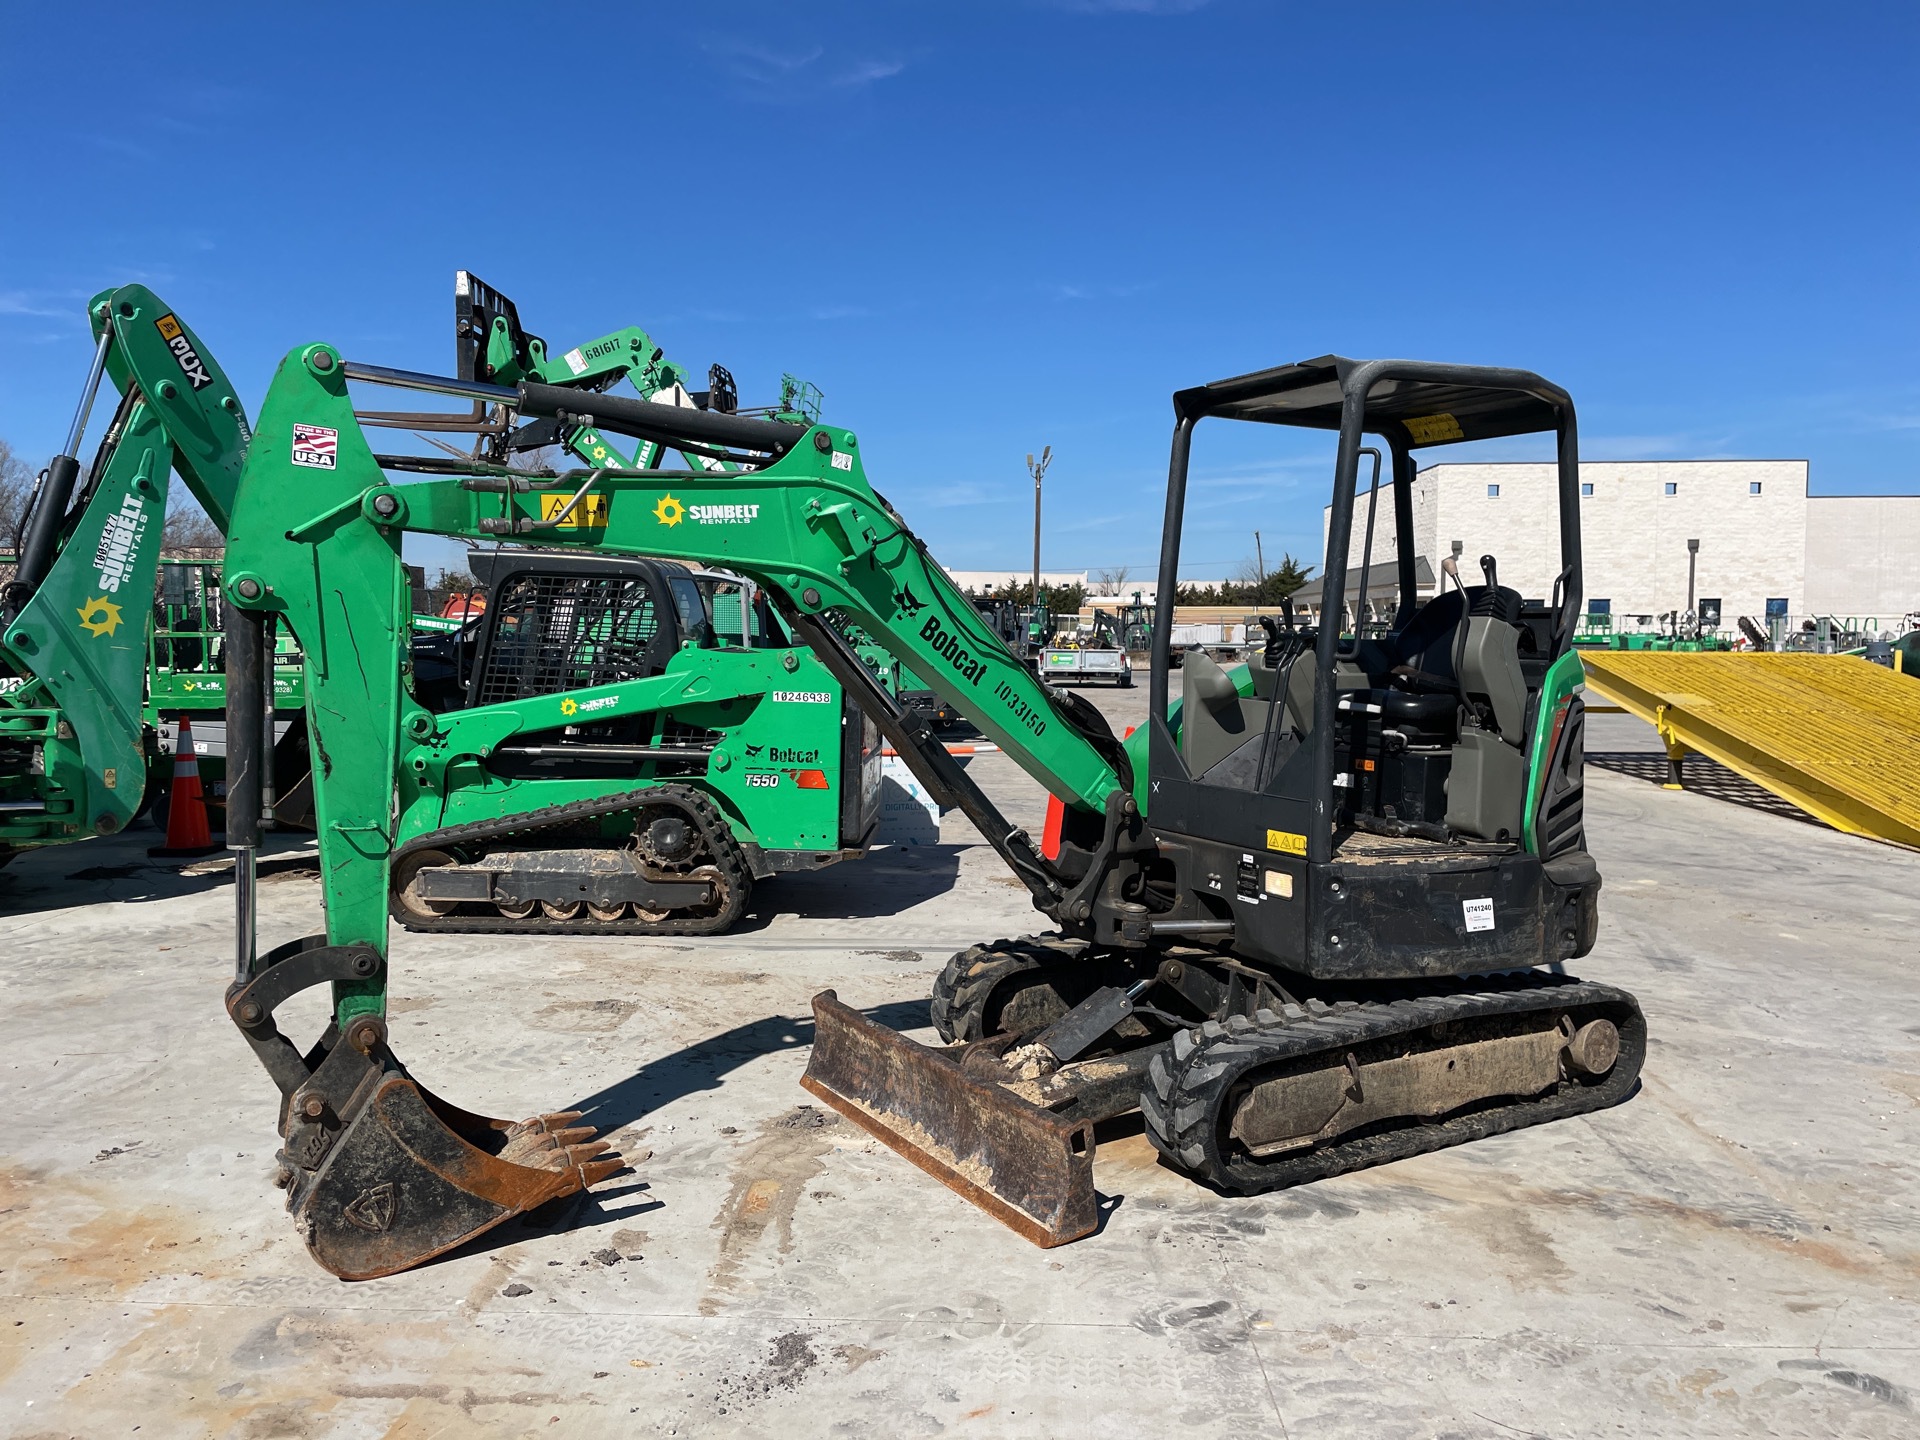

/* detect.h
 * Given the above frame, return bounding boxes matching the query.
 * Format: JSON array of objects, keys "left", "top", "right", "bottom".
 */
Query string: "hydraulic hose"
[
  {"left": 10, "top": 326, "right": 114, "bottom": 605},
  {"left": 226, "top": 601, "right": 266, "bottom": 982},
  {"left": 515, "top": 380, "right": 806, "bottom": 457}
]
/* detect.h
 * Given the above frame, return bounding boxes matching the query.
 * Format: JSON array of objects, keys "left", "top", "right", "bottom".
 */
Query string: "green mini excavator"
[{"left": 218, "top": 340, "right": 1643, "bottom": 1277}]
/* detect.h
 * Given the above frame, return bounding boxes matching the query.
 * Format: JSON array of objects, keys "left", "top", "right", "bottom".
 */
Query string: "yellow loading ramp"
[{"left": 1579, "top": 651, "right": 1920, "bottom": 850}]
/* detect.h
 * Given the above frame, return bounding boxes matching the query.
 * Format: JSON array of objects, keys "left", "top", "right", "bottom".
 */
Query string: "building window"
[
  {"left": 1580, "top": 482, "right": 1594, "bottom": 497},
  {"left": 1589, "top": 598, "right": 1611, "bottom": 614},
  {"left": 1486, "top": 483, "right": 1500, "bottom": 498},
  {"left": 1750, "top": 481, "right": 1763, "bottom": 495},
  {"left": 1664, "top": 482, "right": 1678, "bottom": 495},
  {"left": 1766, "top": 598, "right": 1789, "bottom": 619}
]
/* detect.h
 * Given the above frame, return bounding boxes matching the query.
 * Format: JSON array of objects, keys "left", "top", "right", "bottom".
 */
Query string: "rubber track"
[
  {"left": 1139, "top": 972, "right": 1645, "bottom": 1194},
  {"left": 389, "top": 783, "right": 751, "bottom": 936},
  {"left": 929, "top": 932, "right": 1089, "bottom": 1043}
]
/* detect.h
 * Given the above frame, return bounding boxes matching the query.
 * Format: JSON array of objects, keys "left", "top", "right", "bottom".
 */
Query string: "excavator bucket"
[
  {"left": 800, "top": 990, "right": 1098, "bottom": 1247},
  {"left": 290, "top": 1077, "right": 624, "bottom": 1281},
  {"left": 227, "top": 936, "right": 626, "bottom": 1280}
]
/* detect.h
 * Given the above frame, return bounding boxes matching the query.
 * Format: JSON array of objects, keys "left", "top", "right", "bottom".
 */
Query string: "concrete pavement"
[{"left": 0, "top": 685, "right": 1915, "bottom": 1437}]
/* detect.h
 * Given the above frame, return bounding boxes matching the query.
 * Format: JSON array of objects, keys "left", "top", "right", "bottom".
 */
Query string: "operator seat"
[{"left": 1345, "top": 577, "right": 1529, "bottom": 743}]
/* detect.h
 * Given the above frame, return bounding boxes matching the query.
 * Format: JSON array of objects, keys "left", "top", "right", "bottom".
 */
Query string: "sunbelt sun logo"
[{"left": 653, "top": 493, "right": 760, "bottom": 527}]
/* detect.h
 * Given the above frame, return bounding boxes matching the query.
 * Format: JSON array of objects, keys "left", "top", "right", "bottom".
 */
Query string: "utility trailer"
[{"left": 1039, "top": 644, "right": 1133, "bottom": 686}]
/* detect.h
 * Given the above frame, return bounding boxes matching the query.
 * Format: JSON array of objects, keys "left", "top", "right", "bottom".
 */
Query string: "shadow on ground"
[
  {"left": 573, "top": 998, "right": 933, "bottom": 1135},
  {"left": 738, "top": 844, "right": 965, "bottom": 926},
  {"left": 0, "top": 841, "right": 318, "bottom": 914},
  {"left": 419, "top": 996, "right": 934, "bottom": 1272},
  {"left": 1588, "top": 751, "right": 1823, "bottom": 828}
]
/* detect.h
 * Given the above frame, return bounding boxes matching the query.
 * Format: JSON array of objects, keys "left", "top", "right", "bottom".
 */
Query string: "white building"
[{"left": 1325, "top": 460, "right": 1920, "bottom": 630}]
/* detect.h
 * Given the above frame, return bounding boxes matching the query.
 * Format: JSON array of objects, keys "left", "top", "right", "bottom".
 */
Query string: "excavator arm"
[
  {"left": 226, "top": 346, "right": 1141, "bottom": 924},
  {"left": 216, "top": 341, "right": 1147, "bottom": 1276}
]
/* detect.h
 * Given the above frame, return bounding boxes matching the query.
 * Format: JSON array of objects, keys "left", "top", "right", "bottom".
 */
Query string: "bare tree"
[
  {"left": 162, "top": 482, "right": 224, "bottom": 555},
  {"left": 0, "top": 438, "right": 37, "bottom": 552},
  {"left": 1092, "top": 565, "right": 1131, "bottom": 595}
]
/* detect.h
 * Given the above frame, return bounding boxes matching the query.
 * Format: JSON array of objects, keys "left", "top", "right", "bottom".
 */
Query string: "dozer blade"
[
  {"left": 289, "top": 1069, "right": 626, "bottom": 1281},
  {"left": 800, "top": 990, "right": 1097, "bottom": 1248}
]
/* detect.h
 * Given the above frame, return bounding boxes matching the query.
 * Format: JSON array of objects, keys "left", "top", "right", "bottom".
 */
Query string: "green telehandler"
[{"left": 217, "top": 339, "right": 1643, "bottom": 1278}]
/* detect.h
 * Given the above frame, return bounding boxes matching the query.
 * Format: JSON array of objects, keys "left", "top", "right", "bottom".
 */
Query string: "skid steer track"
[{"left": 389, "top": 783, "right": 751, "bottom": 935}]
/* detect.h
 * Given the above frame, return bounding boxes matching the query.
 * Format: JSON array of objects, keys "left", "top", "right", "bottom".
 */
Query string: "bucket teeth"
[
  {"left": 497, "top": 1118, "right": 622, "bottom": 1179},
  {"left": 504, "top": 1111, "right": 582, "bottom": 1140},
  {"left": 560, "top": 1139, "right": 614, "bottom": 1167},
  {"left": 578, "top": 1157, "right": 627, "bottom": 1187}
]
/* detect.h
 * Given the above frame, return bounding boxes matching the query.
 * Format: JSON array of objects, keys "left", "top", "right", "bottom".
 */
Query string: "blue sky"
[{"left": 2, "top": 2, "right": 1914, "bottom": 583}]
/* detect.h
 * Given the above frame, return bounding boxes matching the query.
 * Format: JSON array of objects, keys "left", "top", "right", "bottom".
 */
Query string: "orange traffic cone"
[{"left": 149, "top": 715, "right": 221, "bottom": 858}]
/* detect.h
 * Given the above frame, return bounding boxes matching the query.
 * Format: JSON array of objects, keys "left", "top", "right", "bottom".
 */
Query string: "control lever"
[{"left": 1480, "top": 554, "right": 1499, "bottom": 591}]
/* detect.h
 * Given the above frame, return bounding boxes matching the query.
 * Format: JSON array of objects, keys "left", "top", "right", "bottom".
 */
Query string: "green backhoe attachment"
[{"left": 0, "top": 286, "right": 249, "bottom": 857}]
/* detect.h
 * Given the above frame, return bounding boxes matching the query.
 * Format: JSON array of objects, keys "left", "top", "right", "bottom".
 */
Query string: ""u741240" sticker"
[{"left": 1462, "top": 897, "right": 1496, "bottom": 933}]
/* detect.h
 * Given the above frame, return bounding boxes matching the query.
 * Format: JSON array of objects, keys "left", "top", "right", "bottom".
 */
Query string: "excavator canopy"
[{"left": 1175, "top": 354, "right": 1571, "bottom": 446}]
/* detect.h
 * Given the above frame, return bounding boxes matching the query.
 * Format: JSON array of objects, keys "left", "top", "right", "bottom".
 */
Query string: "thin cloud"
[
  {"left": 0, "top": 291, "right": 71, "bottom": 319},
  {"left": 703, "top": 38, "right": 911, "bottom": 102},
  {"left": 1046, "top": 280, "right": 1153, "bottom": 302},
  {"left": 834, "top": 59, "right": 906, "bottom": 87},
  {"left": 1047, "top": 0, "right": 1212, "bottom": 12}
]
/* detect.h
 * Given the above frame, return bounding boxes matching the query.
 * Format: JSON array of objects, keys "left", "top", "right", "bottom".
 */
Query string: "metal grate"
[
  {"left": 1581, "top": 651, "right": 1920, "bottom": 848},
  {"left": 474, "top": 572, "right": 663, "bottom": 706}
]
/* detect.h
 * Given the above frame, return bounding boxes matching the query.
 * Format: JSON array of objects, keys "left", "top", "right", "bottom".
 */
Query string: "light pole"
[
  {"left": 1254, "top": 530, "right": 1266, "bottom": 591},
  {"left": 1028, "top": 445, "right": 1051, "bottom": 602},
  {"left": 1686, "top": 537, "right": 1700, "bottom": 620}
]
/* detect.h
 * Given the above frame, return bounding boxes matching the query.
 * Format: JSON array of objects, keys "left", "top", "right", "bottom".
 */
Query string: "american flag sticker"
[{"left": 291, "top": 423, "right": 338, "bottom": 469}]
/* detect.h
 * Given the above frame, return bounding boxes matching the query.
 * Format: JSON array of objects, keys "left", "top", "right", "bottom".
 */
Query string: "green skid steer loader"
[{"left": 367, "top": 275, "right": 882, "bottom": 933}]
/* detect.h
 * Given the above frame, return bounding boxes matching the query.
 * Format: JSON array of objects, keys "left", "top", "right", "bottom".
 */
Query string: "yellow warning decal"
[
  {"left": 540, "top": 492, "right": 609, "bottom": 528},
  {"left": 155, "top": 313, "right": 184, "bottom": 342},
  {"left": 1266, "top": 828, "right": 1307, "bottom": 856},
  {"left": 1404, "top": 412, "right": 1464, "bottom": 445}
]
